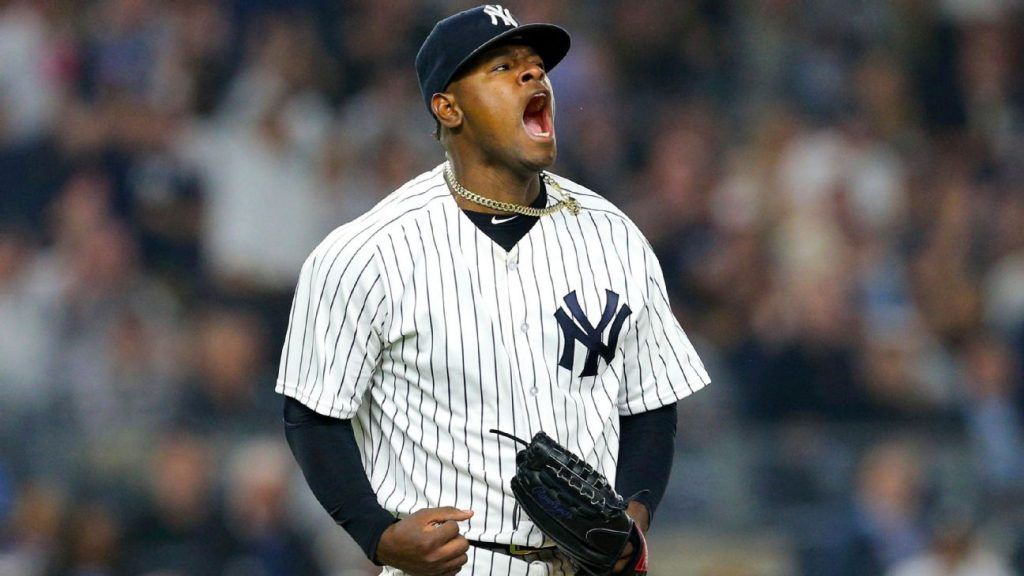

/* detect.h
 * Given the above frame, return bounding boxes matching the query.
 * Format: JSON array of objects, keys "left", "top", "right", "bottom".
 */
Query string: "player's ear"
[{"left": 432, "top": 92, "right": 462, "bottom": 130}]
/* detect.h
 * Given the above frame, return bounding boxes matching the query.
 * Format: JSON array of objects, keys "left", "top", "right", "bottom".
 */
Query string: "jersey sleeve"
[
  {"left": 617, "top": 244, "right": 710, "bottom": 415},
  {"left": 276, "top": 236, "right": 389, "bottom": 419}
]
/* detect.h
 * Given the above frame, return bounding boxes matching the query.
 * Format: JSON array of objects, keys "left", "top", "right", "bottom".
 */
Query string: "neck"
[{"left": 445, "top": 152, "right": 541, "bottom": 214}]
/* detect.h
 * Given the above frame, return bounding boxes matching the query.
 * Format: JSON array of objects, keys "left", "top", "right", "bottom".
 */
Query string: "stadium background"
[{"left": 1, "top": 0, "right": 1023, "bottom": 574}]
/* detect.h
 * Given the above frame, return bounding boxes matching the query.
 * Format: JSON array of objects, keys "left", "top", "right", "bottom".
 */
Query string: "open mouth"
[{"left": 522, "top": 92, "right": 553, "bottom": 140}]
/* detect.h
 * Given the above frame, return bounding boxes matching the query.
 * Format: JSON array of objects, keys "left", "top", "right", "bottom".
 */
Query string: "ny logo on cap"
[
  {"left": 555, "top": 290, "right": 632, "bottom": 377},
  {"left": 483, "top": 5, "right": 518, "bottom": 27}
]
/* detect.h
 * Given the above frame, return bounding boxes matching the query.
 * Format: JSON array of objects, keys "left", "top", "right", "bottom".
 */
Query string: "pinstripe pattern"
[{"left": 277, "top": 164, "right": 710, "bottom": 575}]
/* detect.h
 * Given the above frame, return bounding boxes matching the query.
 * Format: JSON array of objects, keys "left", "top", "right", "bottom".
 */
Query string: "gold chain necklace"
[{"left": 443, "top": 161, "right": 580, "bottom": 217}]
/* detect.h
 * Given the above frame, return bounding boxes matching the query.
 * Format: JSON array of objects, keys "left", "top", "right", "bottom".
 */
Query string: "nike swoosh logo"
[{"left": 491, "top": 215, "right": 518, "bottom": 224}]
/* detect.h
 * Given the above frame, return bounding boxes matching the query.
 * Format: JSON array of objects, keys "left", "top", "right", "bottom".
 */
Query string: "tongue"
[
  {"left": 523, "top": 95, "right": 549, "bottom": 137},
  {"left": 524, "top": 111, "right": 545, "bottom": 136}
]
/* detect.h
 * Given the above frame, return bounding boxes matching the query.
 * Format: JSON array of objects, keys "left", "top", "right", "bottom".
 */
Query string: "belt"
[{"left": 468, "top": 540, "right": 558, "bottom": 562}]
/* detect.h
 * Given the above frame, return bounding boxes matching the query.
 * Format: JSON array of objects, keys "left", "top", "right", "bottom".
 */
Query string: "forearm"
[
  {"left": 283, "top": 397, "right": 398, "bottom": 563},
  {"left": 616, "top": 402, "right": 677, "bottom": 527}
]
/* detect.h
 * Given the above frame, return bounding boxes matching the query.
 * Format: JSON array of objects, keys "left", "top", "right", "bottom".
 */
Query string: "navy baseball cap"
[{"left": 416, "top": 5, "right": 571, "bottom": 116}]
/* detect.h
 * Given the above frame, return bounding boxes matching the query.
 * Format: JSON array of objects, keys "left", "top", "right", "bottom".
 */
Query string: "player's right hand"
[{"left": 376, "top": 506, "right": 474, "bottom": 576}]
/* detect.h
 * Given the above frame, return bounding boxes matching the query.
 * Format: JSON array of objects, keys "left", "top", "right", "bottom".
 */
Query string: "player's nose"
[{"left": 518, "top": 62, "right": 545, "bottom": 85}]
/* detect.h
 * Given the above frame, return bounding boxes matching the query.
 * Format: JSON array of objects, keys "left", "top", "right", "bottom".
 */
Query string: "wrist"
[
  {"left": 370, "top": 517, "right": 401, "bottom": 566},
  {"left": 626, "top": 500, "right": 650, "bottom": 533}
]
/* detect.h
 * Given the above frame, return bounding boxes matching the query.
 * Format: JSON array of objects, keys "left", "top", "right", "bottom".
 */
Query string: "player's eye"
[{"left": 492, "top": 63, "right": 510, "bottom": 72}]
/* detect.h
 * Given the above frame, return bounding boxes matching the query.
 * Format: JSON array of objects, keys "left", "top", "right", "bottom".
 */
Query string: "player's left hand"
[{"left": 613, "top": 501, "right": 650, "bottom": 573}]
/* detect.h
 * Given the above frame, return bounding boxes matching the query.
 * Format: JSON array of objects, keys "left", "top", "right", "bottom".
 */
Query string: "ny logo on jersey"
[
  {"left": 555, "top": 290, "right": 632, "bottom": 377},
  {"left": 483, "top": 5, "right": 518, "bottom": 27}
]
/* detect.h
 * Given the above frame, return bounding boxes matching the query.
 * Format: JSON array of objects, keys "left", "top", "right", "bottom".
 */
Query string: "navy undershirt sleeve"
[
  {"left": 283, "top": 397, "right": 398, "bottom": 564},
  {"left": 615, "top": 402, "right": 678, "bottom": 524}
]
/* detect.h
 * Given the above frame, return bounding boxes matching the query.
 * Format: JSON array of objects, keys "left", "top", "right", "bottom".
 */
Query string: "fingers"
[
  {"left": 437, "top": 551, "right": 469, "bottom": 575},
  {"left": 419, "top": 507, "right": 472, "bottom": 546},
  {"left": 431, "top": 534, "right": 470, "bottom": 562},
  {"left": 420, "top": 539, "right": 468, "bottom": 576},
  {"left": 376, "top": 507, "right": 474, "bottom": 576},
  {"left": 427, "top": 518, "right": 463, "bottom": 543},
  {"left": 428, "top": 544, "right": 469, "bottom": 575},
  {"left": 423, "top": 506, "right": 474, "bottom": 524},
  {"left": 613, "top": 541, "right": 635, "bottom": 574}
]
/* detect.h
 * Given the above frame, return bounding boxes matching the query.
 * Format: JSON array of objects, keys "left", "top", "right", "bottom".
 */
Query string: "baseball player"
[{"left": 278, "top": 5, "right": 710, "bottom": 576}]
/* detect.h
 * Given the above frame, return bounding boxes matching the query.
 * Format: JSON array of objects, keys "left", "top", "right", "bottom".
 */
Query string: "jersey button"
[
  {"left": 508, "top": 260, "right": 518, "bottom": 271},
  {"left": 530, "top": 386, "right": 539, "bottom": 396},
  {"left": 521, "top": 322, "right": 529, "bottom": 333}
]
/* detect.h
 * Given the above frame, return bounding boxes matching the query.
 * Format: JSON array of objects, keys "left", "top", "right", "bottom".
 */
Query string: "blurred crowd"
[{"left": 1, "top": 0, "right": 1023, "bottom": 574}]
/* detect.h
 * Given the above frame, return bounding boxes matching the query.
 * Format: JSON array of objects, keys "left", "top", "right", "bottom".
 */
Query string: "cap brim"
[{"left": 445, "top": 23, "right": 571, "bottom": 88}]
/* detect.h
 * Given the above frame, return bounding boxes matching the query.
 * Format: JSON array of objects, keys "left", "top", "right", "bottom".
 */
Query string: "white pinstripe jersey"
[{"left": 276, "top": 163, "right": 710, "bottom": 575}]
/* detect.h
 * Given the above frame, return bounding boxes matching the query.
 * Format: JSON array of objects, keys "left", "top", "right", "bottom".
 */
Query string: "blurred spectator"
[
  {"left": 335, "top": 0, "right": 434, "bottom": 99},
  {"left": 0, "top": 225, "right": 61, "bottom": 414},
  {"left": 221, "top": 439, "right": 323, "bottom": 576},
  {"left": 86, "top": 0, "right": 169, "bottom": 102},
  {"left": 51, "top": 193, "right": 181, "bottom": 481},
  {"left": 982, "top": 193, "right": 1024, "bottom": 343},
  {"left": 959, "top": 334, "right": 1024, "bottom": 495},
  {"left": 812, "top": 440, "right": 929, "bottom": 576},
  {"left": 908, "top": 172, "right": 984, "bottom": 349},
  {"left": 888, "top": 514, "right": 1013, "bottom": 576},
  {"left": 0, "top": 0, "right": 69, "bottom": 148},
  {"left": 160, "top": 0, "right": 232, "bottom": 117},
  {"left": 0, "top": 224, "right": 65, "bottom": 479},
  {"left": 122, "top": 433, "right": 232, "bottom": 576},
  {"left": 743, "top": 275, "right": 870, "bottom": 421},
  {"left": 173, "top": 307, "right": 279, "bottom": 443},
  {"left": 0, "top": 483, "right": 65, "bottom": 576},
  {"left": 176, "top": 9, "right": 336, "bottom": 295},
  {"left": 858, "top": 324, "right": 955, "bottom": 420},
  {"left": 49, "top": 502, "right": 124, "bottom": 576}
]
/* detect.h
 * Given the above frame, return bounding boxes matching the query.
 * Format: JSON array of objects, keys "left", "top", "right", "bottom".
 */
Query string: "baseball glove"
[{"left": 492, "top": 429, "right": 648, "bottom": 576}]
